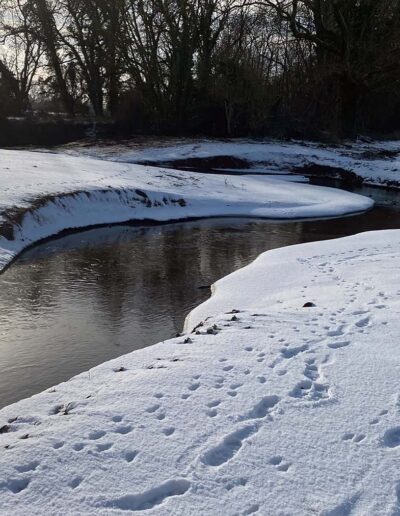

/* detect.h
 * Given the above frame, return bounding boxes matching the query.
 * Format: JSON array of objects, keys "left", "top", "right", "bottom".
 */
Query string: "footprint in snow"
[
  {"left": 239, "top": 395, "right": 280, "bottom": 421},
  {"left": 96, "top": 443, "right": 113, "bottom": 452},
  {"left": 103, "top": 479, "right": 191, "bottom": 511},
  {"left": 146, "top": 404, "right": 160, "bottom": 414},
  {"left": 341, "top": 432, "right": 366, "bottom": 443},
  {"left": 281, "top": 344, "right": 309, "bottom": 359},
  {"left": 290, "top": 360, "right": 329, "bottom": 402},
  {"left": 125, "top": 450, "right": 139, "bottom": 463},
  {"left": 269, "top": 456, "right": 292, "bottom": 472},
  {"left": 383, "top": 427, "right": 400, "bottom": 448},
  {"left": 369, "top": 409, "right": 389, "bottom": 426},
  {"left": 14, "top": 461, "right": 39, "bottom": 473},
  {"left": 328, "top": 341, "right": 350, "bottom": 350},
  {"left": 207, "top": 399, "right": 221, "bottom": 408},
  {"left": 241, "top": 504, "right": 260, "bottom": 515},
  {"left": 69, "top": 477, "right": 83, "bottom": 489},
  {"left": 88, "top": 430, "right": 106, "bottom": 441},
  {"left": 0, "top": 477, "right": 30, "bottom": 494},
  {"left": 162, "top": 427, "right": 175, "bottom": 436},
  {"left": 188, "top": 382, "right": 200, "bottom": 391},
  {"left": 201, "top": 425, "right": 257, "bottom": 467},
  {"left": 355, "top": 316, "right": 371, "bottom": 328},
  {"left": 114, "top": 425, "right": 133, "bottom": 435},
  {"left": 224, "top": 477, "right": 247, "bottom": 491}
]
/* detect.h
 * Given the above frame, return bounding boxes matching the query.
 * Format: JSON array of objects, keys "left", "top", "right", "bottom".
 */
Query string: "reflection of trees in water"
[
  {"left": 0, "top": 220, "right": 338, "bottom": 335},
  {"left": 0, "top": 254, "right": 66, "bottom": 319},
  {"left": 0, "top": 221, "right": 306, "bottom": 339},
  {"left": 1, "top": 208, "right": 399, "bottom": 343}
]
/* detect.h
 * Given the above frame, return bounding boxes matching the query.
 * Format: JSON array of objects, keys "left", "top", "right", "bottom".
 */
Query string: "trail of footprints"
[
  {"left": 0, "top": 286, "right": 395, "bottom": 511},
  {"left": 0, "top": 411, "right": 141, "bottom": 496}
]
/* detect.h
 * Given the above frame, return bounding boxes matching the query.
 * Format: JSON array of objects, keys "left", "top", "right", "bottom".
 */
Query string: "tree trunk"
[{"left": 339, "top": 77, "right": 362, "bottom": 138}]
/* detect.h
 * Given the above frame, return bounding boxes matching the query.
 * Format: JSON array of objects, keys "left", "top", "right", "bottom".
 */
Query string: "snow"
[
  {"left": 61, "top": 138, "right": 400, "bottom": 187},
  {"left": 0, "top": 229, "right": 400, "bottom": 514},
  {"left": 0, "top": 149, "right": 372, "bottom": 272}
]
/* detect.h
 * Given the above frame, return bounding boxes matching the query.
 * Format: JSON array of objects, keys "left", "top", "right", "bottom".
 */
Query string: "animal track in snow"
[
  {"left": 125, "top": 450, "right": 139, "bottom": 463},
  {"left": 270, "top": 455, "right": 291, "bottom": 472},
  {"left": 281, "top": 344, "right": 308, "bottom": 359},
  {"left": 69, "top": 477, "right": 83, "bottom": 489},
  {"left": 355, "top": 316, "right": 371, "bottom": 328},
  {"left": 277, "top": 462, "right": 291, "bottom": 472},
  {"left": 242, "top": 504, "right": 260, "bottom": 515},
  {"left": 201, "top": 425, "right": 257, "bottom": 467},
  {"left": 207, "top": 409, "right": 218, "bottom": 417},
  {"left": 96, "top": 442, "right": 113, "bottom": 452},
  {"left": 240, "top": 395, "right": 280, "bottom": 421},
  {"left": 328, "top": 341, "right": 350, "bottom": 350},
  {"left": 15, "top": 461, "right": 39, "bottom": 473},
  {"left": 269, "top": 455, "right": 283, "bottom": 465},
  {"left": 207, "top": 399, "right": 221, "bottom": 408},
  {"left": 0, "top": 477, "right": 30, "bottom": 494},
  {"left": 327, "top": 324, "right": 347, "bottom": 337},
  {"left": 267, "top": 454, "right": 293, "bottom": 474},
  {"left": 290, "top": 359, "right": 329, "bottom": 401},
  {"left": 341, "top": 432, "right": 365, "bottom": 443},
  {"left": 146, "top": 404, "right": 160, "bottom": 414},
  {"left": 383, "top": 427, "right": 400, "bottom": 448},
  {"left": 162, "top": 426, "right": 175, "bottom": 437},
  {"left": 224, "top": 477, "right": 247, "bottom": 491},
  {"left": 114, "top": 425, "right": 133, "bottom": 435},
  {"left": 353, "top": 434, "right": 366, "bottom": 443},
  {"left": 230, "top": 383, "right": 243, "bottom": 390},
  {"left": 88, "top": 430, "right": 106, "bottom": 441},
  {"left": 104, "top": 478, "right": 191, "bottom": 511},
  {"left": 188, "top": 382, "right": 200, "bottom": 391}
]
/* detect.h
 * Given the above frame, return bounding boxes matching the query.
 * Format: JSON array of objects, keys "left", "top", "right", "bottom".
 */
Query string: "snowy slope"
[
  {"left": 0, "top": 149, "right": 373, "bottom": 271},
  {"left": 61, "top": 138, "right": 400, "bottom": 187},
  {"left": 0, "top": 230, "right": 400, "bottom": 514}
]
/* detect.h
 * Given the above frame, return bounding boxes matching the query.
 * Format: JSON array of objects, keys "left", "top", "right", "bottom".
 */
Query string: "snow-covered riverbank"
[
  {"left": 0, "top": 229, "right": 400, "bottom": 514},
  {"left": 0, "top": 149, "right": 372, "bottom": 272},
  {"left": 59, "top": 138, "right": 400, "bottom": 188}
]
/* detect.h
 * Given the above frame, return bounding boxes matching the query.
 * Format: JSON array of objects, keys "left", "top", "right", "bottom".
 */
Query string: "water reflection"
[{"left": 0, "top": 199, "right": 400, "bottom": 407}]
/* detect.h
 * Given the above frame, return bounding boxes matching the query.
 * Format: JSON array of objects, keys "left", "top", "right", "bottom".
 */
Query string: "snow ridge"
[{"left": 0, "top": 149, "right": 373, "bottom": 273}]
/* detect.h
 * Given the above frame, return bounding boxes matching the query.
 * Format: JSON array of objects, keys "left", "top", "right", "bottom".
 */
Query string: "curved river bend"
[{"left": 0, "top": 184, "right": 399, "bottom": 408}]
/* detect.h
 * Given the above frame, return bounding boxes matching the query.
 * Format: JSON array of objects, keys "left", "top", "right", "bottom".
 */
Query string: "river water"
[{"left": 0, "top": 184, "right": 399, "bottom": 408}]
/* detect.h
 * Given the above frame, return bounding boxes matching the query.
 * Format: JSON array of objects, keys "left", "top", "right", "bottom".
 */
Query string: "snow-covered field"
[
  {"left": 59, "top": 138, "right": 400, "bottom": 187},
  {"left": 0, "top": 149, "right": 372, "bottom": 271},
  {"left": 1, "top": 229, "right": 400, "bottom": 514}
]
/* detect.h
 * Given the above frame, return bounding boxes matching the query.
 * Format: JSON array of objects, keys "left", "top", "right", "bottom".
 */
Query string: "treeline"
[{"left": 1, "top": 0, "right": 400, "bottom": 138}]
